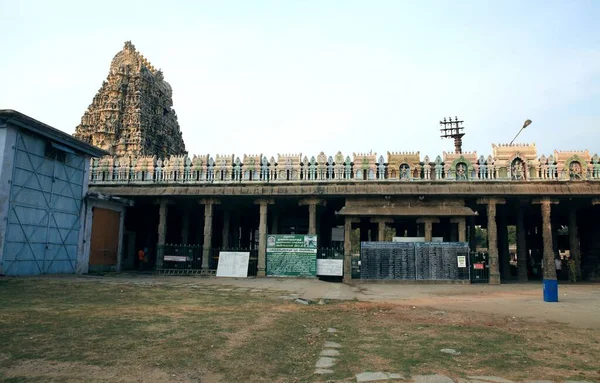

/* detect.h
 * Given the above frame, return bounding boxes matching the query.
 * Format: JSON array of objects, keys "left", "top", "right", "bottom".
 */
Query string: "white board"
[
  {"left": 216, "top": 252, "right": 250, "bottom": 278},
  {"left": 164, "top": 255, "right": 187, "bottom": 262},
  {"left": 317, "top": 259, "right": 344, "bottom": 276},
  {"left": 457, "top": 256, "right": 467, "bottom": 268},
  {"left": 393, "top": 237, "right": 443, "bottom": 243}
]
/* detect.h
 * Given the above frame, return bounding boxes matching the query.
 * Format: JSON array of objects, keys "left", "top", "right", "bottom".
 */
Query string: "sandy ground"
[{"left": 35, "top": 274, "right": 600, "bottom": 329}]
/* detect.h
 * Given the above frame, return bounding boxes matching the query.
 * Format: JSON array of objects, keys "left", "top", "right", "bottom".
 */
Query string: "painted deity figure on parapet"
[
  {"left": 260, "top": 156, "right": 269, "bottom": 181},
  {"left": 434, "top": 156, "right": 444, "bottom": 180},
  {"left": 478, "top": 155, "right": 487, "bottom": 179},
  {"left": 511, "top": 159, "right": 525, "bottom": 180},
  {"left": 377, "top": 156, "right": 386, "bottom": 179},
  {"left": 455, "top": 162, "right": 467, "bottom": 180},
  {"left": 569, "top": 161, "right": 582, "bottom": 180},
  {"left": 423, "top": 156, "right": 431, "bottom": 180},
  {"left": 399, "top": 164, "right": 410, "bottom": 180},
  {"left": 327, "top": 156, "right": 335, "bottom": 179},
  {"left": 592, "top": 154, "right": 600, "bottom": 179},
  {"left": 344, "top": 156, "right": 352, "bottom": 179},
  {"left": 233, "top": 157, "right": 242, "bottom": 181}
]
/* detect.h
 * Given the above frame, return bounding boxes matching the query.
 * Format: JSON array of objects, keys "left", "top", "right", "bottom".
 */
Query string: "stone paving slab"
[
  {"left": 315, "top": 356, "right": 336, "bottom": 369},
  {"left": 320, "top": 349, "right": 340, "bottom": 357},
  {"left": 413, "top": 375, "right": 454, "bottom": 383},
  {"left": 314, "top": 368, "right": 334, "bottom": 374},
  {"left": 356, "top": 371, "right": 404, "bottom": 382},
  {"left": 324, "top": 341, "right": 342, "bottom": 348},
  {"left": 467, "top": 377, "right": 514, "bottom": 383}
]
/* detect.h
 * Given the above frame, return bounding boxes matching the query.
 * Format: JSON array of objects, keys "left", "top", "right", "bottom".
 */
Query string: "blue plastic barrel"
[{"left": 542, "top": 279, "right": 558, "bottom": 302}]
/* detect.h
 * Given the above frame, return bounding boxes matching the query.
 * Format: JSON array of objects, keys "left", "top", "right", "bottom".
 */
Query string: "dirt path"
[{"left": 20, "top": 275, "right": 600, "bottom": 328}]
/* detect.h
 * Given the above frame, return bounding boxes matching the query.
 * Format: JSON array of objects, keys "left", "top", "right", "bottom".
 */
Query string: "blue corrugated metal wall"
[{"left": 2, "top": 131, "right": 85, "bottom": 275}]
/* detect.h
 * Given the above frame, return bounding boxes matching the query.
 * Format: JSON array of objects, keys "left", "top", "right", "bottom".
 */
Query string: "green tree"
[
  {"left": 475, "top": 227, "right": 487, "bottom": 248},
  {"left": 507, "top": 226, "right": 516, "bottom": 246}
]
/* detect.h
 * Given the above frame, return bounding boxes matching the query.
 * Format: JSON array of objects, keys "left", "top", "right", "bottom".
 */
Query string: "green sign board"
[{"left": 266, "top": 235, "right": 317, "bottom": 277}]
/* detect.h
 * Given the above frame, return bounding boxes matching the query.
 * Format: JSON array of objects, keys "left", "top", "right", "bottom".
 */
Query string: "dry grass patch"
[{"left": 0, "top": 278, "right": 599, "bottom": 383}]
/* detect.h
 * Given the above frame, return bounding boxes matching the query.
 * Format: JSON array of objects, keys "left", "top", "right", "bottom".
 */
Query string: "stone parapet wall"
[{"left": 89, "top": 146, "right": 600, "bottom": 185}]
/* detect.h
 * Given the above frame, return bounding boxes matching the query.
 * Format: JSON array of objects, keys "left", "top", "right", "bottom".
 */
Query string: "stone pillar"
[
  {"left": 568, "top": 208, "right": 582, "bottom": 280},
  {"left": 534, "top": 198, "right": 558, "bottom": 281},
  {"left": 516, "top": 204, "right": 528, "bottom": 281},
  {"left": 497, "top": 207, "right": 510, "bottom": 280},
  {"left": 222, "top": 209, "right": 230, "bottom": 248},
  {"left": 477, "top": 198, "right": 506, "bottom": 285},
  {"left": 200, "top": 199, "right": 220, "bottom": 270},
  {"left": 181, "top": 209, "right": 190, "bottom": 245},
  {"left": 450, "top": 217, "right": 467, "bottom": 242},
  {"left": 157, "top": 201, "right": 168, "bottom": 247},
  {"left": 308, "top": 204, "right": 317, "bottom": 235},
  {"left": 469, "top": 217, "right": 477, "bottom": 252},
  {"left": 343, "top": 217, "right": 360, "bottom": 283},
  {"left": 299, "top": 198, "right": 326, "bottom": 235},
  {"left": 416, "top": 218, "right": 440, "bottom": 242},
  {"left": 371, "top": 218, "right": 394, "bottom": 241},
  {"left": 255, "top": 199, "right": 274, "bottom": 277}
]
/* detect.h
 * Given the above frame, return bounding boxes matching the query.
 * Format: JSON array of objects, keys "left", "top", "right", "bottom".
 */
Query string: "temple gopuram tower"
[{"left": 74, "top": 41, "right": 186, "bottom": 157}]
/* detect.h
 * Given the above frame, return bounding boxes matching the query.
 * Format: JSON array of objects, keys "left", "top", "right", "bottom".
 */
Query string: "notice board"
[
  {"left": 266, "top": 235, "right": 317, "bottom": 277},
  {"left": 216, "top": 252, "right": 250, "bottom": 278}
]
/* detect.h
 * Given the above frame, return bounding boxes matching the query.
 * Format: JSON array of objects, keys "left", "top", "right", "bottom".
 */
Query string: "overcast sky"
[{"left": 1, "top": 0, "right": 599, "bottom": 159}]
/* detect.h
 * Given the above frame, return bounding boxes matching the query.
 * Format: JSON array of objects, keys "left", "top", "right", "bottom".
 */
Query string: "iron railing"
[{"left": 155, "top": 244, "right": 258, "bottom": 276}]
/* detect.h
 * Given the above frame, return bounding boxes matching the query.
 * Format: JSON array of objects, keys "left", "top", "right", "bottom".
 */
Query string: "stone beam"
[{"left": 91, "top": 182, "right": 600, "bottom": 198}]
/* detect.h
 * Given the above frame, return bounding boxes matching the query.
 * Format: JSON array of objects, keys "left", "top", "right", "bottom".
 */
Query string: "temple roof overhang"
[{"left": 336, "top": 206, "right": 478, "bottom": 217}]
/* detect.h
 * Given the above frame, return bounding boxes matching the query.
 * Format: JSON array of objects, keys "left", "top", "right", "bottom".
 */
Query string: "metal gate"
[
  {"left": 2, "top": 131, "right": 85, "bottom": 275},
  {"left": 470, "top": 251, "right": 489, "bottom": 283}
]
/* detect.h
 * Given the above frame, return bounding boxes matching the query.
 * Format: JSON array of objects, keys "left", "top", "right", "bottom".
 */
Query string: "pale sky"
[{"left": 1, "top": 0, "right": 599, "bottom": 160}]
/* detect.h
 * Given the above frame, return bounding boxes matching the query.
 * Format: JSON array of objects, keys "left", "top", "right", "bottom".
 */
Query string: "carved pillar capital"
[
  {"left": 199, "top": 198, "right": 221, "bottom": 206},
  {"left": 370, "top": 217, "right": 394, "bottom": 224},
  {"left": 153, "top": 198, "right": 175, "bottom": 205},
  {"left": 415, "top": 218, "right": 440, "bottom": 224},
  {"left": 254, "top": 198, "right": 275, "bottom": 206},
  {"left": 298, "top": 198, "right": 327, "bottom": 206},
  {"left": 476, "top": 197, "right": 506, "bottom": 205},
  {"left": 532, "top": 197, "right": 559, "bottom": 206}
]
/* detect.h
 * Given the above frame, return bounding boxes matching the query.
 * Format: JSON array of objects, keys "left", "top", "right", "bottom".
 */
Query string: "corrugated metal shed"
[{"left": 0, "top": 110, "right": 108, "bottom": 275}]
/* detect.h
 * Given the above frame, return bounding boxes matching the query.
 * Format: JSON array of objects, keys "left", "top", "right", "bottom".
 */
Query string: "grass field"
[{"left": 0, "top": 278, "right": 598, "bottom": 382}]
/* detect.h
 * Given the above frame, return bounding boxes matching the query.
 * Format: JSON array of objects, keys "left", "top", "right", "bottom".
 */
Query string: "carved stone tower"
[{"left": 74, "top": 41, "right": 186, "bottom": 157}]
